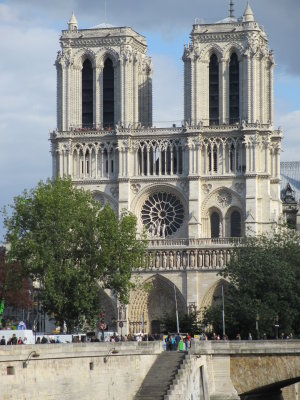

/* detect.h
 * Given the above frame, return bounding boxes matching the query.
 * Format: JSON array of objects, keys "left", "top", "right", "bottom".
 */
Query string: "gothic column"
[
  {"left": 269, "top": 52, "right": 275, "bottom": 124},
  {"left": 219, "top": 58, "right": 227, "bottom": 124},
  {"left": 95, "top": 63, "right": 103, "bottom": 128}
]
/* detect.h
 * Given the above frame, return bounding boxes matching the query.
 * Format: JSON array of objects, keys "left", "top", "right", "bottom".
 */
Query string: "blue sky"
[{"left": 0, "top": 0, "right": 299, "bottom": 241}]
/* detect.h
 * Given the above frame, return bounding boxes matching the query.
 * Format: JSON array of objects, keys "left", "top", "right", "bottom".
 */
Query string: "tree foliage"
[
  {"left": 203, "top": 228, "right": 300, "bottom": 339},
  {"left": 3, "top": 178, "right": 146, "bottom": 332},
  {"left": 0, "top": 251, "right": 33, "bottom": 319},
  {"left": 161, "top": 311, "right": 202, "bottom": 335}
]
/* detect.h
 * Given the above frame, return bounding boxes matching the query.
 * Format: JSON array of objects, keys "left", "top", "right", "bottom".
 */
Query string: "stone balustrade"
[
  {"left": 137, "top": 238, "right": 242, "bottom": 271},
  {"left": 140, "top": 247, "right": 233, "bottom": 272},
  {"left": 147, "top": 237, "right": 242, "bottom": 247}
]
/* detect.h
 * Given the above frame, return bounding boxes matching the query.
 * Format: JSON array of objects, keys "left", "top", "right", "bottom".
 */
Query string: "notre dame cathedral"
[{"left": 50, "top": 3, "right": 299, "bottom": 334}]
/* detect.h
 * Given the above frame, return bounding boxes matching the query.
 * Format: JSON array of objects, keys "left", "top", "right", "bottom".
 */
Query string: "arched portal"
[
  {"left": 128, "top": 275, "right": 187, "bottom": 334},
  {"left": 200, "top": 279, "right": 229, "bottom": 316}
]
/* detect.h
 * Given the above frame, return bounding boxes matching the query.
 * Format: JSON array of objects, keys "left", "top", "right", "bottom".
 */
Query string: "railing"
[
  {"left": 134, "top": 238, "right": 245, "bottom": 272},
  {"left": 147, "top": 237, "right": 243, "bottom": 248},
  {"left": 139, "top": 247, "right": 234, "bottom": 272},
  {"left": 51, "top": 120, "right": 275, "bottom": 139}
]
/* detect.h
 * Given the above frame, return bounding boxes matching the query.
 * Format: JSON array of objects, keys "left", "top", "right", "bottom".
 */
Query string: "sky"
[{"left": 0, "top": 0, "right": 299, "bottom": 241}]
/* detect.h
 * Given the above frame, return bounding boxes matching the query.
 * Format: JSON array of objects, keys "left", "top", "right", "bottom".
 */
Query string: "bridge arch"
[
  {"left": 231, "top": 353, "right": 300, "bottom": 399},
  {"left": 128, "top": 274, "right": 187, "bottom": 334}
]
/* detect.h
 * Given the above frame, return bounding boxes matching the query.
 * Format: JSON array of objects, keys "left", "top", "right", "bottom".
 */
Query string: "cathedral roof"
[
  {"left": 216, "top": 16, "right": 238, "bottom": 24},
  {"left": 89, "top": 23, "right": 116, "bottom": 29},
  {"left": 281, "top": 162, "right": 300, "bottom": 201}
]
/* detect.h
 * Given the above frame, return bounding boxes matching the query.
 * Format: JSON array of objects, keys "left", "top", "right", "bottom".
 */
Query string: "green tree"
[
  {"left": 0, "top": 251, "right": 33, "bottom": 327},
  {"left": 203, "top": 228, "right": 300, "bottom": 339},
  {"left": 161, "top": 311, "right": 202, "bottom": 335},
  {"left": 4, "top": 178, "right": 146, "bottom": 333}
]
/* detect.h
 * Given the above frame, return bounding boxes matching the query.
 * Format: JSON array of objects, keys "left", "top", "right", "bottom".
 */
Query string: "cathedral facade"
[{"left": 50, "top": 4, "right": 283, "bottom": 334}]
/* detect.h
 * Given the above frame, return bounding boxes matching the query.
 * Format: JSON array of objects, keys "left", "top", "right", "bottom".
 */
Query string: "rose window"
[{"left": 141, "top": 192, "right": 184, "bottom": 238}]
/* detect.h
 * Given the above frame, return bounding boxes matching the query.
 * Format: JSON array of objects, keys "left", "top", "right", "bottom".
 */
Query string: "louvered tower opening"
[
  {"left": 103, "top": 58, "right": 114, "bottom": 128},
  {"left": 82, "top": 59, "right": 93, "bottom": 128},
  {"left": 231, "top": 210, "right": 241, "bottom": 237},
  {"left": 209, "top": 54, "right": 219, "bottom": 126},
  {"left": 211, "top": 212, "right": 220, "bottom": 238},
  {"left": 229, "top": 53, "right": 239, "bottom": 124}
]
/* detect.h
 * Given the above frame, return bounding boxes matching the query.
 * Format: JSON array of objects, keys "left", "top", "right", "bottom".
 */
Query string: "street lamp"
[
  {"left": 256, "top": 314, "right": 260, "bottom": 340},
  {"left": 275, "top": 315, "right": 279, "bottom": 340}
]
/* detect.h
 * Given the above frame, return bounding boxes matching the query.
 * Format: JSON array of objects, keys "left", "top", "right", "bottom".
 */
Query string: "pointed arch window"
[
  {"left": 229, "top": 53, "right": 239, "bottom": 124},
  {"left": 231, "top": 210, "right": 241, "bottom": 237},
  {"left": 103, "top": 58, "right": 114, "bottom": 128},
  {"left": 211, "top": 212, "right": 220, "bottom": 238},
  {"left": 82, "top": 59, "right": 93, "bottom": 128},
  {"left": 209, "top": 54, "right": 219, "bottom": 126}
]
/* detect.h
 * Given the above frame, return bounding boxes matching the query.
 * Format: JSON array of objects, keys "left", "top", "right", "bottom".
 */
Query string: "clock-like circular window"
[{"left": 141, "top": 192, "right": 184, "bottom": 238}]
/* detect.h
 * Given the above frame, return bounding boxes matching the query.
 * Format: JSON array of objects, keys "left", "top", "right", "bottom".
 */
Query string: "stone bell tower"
[
  {"left": 183, "top": 2, "right": 274, "bottom": 127},
  {"left": 182, "top": 2, "right": 282, "bottom": 236},
  {"left": 55, "top": 12, "right": 152, "bottom": 131}
]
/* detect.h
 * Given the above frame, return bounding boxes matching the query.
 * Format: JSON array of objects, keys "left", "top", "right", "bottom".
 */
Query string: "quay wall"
[{"left": 0, "top": 342, "right": 163, "bottom": 400}]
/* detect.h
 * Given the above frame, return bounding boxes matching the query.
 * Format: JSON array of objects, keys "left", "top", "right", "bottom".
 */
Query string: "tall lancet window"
[
  {"left": 209, "top": 54, "right": 219, "bottom": 126},
  {"left": 229, "top": 53, "right": 239, "bottom": 124},
  {"left": 82, "top": 59, "right": 93, "bottom": 128},
  {"left": 103, "top": 58, "right": 114, "bottom": 128}
]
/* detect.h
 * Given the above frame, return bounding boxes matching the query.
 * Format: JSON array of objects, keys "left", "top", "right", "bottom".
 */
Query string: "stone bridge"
[
  {"left": 0, "top": 341, "right": 299, "bottom": 399},
  {"left": 172, "top": 341, "right": 300, "bottom": 400}
]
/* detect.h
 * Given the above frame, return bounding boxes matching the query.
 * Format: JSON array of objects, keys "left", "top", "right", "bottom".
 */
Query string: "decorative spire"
[
  {"left": 229, "top": 0, "right": 235, "bottom": 18},
  {"left": 243, "top": 2, "right": 254, "bottom": 22},
  {"left": 68, "top": 11, "right": 78, "bottom": 31}
]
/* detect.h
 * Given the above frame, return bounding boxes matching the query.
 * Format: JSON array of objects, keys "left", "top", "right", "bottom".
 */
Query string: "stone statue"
[
  {"left": 227, "top": 250, "right": 231, "bottom": 264},
  {"left": 182, "top": 252, "right": 187, "bottom": 269},
  {"left": 169, "top": 252, "right": 174, "bottom": 269},
  {"left": 198, "top": 251, "right": 203, "bottom": 267},
  {"left": 176, "top": 252, "right": 181, "bottom": 269},
  {"left": 219, "top": 251, "right": 224, "bottom": 268},
  {"left": 190, "top": 251, "right": 195, "bottom": 268},
  {"left": 162, "top": 252, "right": 167, "bottom": 269},
  {"left": 204, "top": 252, "right": 210, "bottom": 268},
  {"left": 212, "top": 251, "right": 217, "bottom": 268},
  {"left": 155, "top": 252, "right": 160, "bottom": 269}
]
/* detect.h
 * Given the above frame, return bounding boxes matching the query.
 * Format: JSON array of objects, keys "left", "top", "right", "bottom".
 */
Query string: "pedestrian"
[
  {"left": 41, "top": 336, "right": 48, "bottom": 344},
  {"left": 248, "top": 332, "right": 253, "bottom": 340},
  {"left": 165, "top": 334, "right": 171, "bottom": 351},
  {"left": 17, "top": 337, "right": 23, "bottom": 345},
  {"left": 11, "top": 334, "right": 17, "bottom": 345},
  {"left": 0, "top": 336, "right": 6, "bottom": 345},
  {"left": 171, "top": 335, "right": 176, "bottom": 351},
  {"left": 175, "top": 333, "right": 181, "bottom": 350}
]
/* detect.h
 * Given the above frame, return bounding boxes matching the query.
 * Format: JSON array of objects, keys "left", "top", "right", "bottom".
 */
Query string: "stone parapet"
[{"left": 143, "top": 243, "right": 235, "bottom": 271}]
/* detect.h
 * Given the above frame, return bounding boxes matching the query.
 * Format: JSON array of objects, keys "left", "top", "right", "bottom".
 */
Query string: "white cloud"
[
  {"left": 0, "top": 13, "right": 58, "bottom": 240},
  {"left": 276, "top": 110, "right": 300, "bottom": 161},
  {"left": 152, "top": 54, "right": 183, "bottom": 127}
]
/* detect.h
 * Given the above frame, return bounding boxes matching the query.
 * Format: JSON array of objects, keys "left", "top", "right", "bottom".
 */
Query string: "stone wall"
[{"left": 0, "top": 342, "right": 162, "bottom": 400}]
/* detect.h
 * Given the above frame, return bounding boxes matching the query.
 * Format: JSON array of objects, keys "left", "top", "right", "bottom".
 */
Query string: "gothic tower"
[
  {"left": 182, "top": 2, "right": 282, "bottom": 236},
  {"left": 50, "top": 5, "right": 283, "bottom": 334},
  {"left": 55, "top": 12, "right": 152, "bottom": 132}
]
